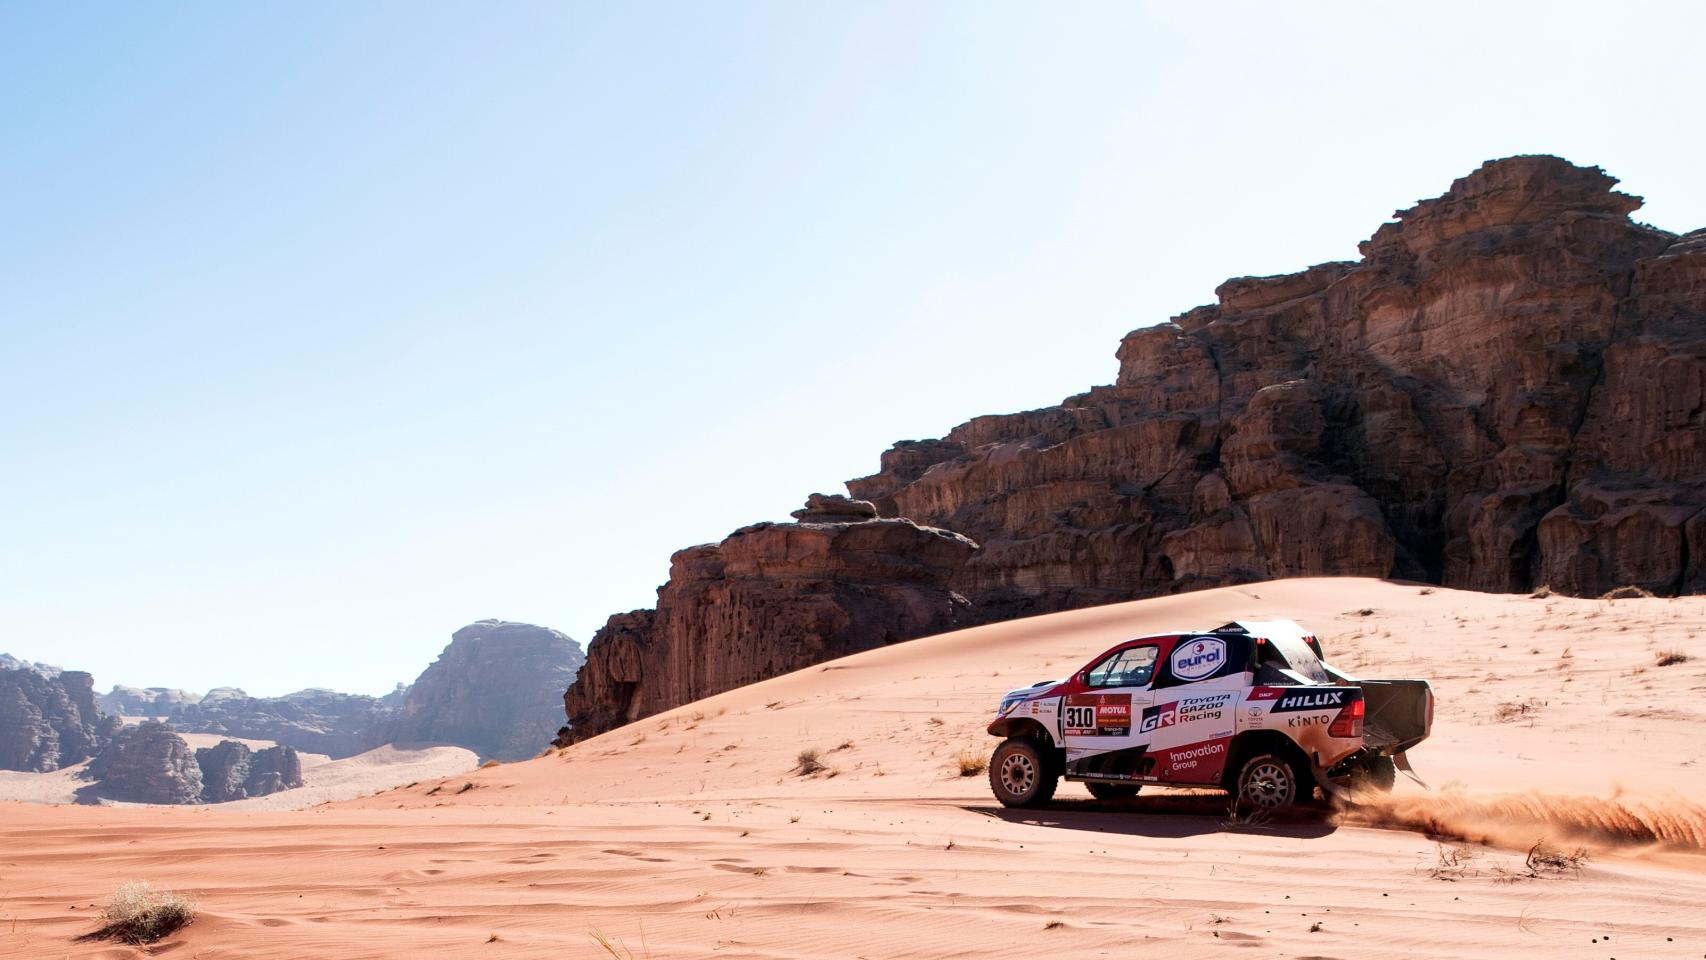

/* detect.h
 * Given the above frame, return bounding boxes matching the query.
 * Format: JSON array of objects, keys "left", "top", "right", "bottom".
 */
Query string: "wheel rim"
[
  {"left": 999, "top": 751, "right": 1037, "bottom": 798},
  {"left": 1241, "top": 759, "right": 1294, "bottom": 808}
]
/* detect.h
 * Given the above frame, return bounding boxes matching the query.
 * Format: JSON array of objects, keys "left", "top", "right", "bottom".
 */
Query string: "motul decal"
[{"left": 1064, "top": 693, "right": 1131, "bottom": 736}]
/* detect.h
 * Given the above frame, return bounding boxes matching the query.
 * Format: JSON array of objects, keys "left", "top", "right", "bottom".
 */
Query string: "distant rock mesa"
[{"left": 390, "top": 620, "right": 584, "bottom": 761}]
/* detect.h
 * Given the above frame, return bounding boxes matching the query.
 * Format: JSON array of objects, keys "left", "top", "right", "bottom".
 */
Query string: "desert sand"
[{"left": 3, "top": 577, "right": 1704, "bottom": 959}]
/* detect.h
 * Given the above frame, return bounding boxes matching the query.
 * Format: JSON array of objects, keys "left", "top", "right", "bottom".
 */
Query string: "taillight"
[{"left": 1328, "top": 697, "right": 1365, "bottom": 739}]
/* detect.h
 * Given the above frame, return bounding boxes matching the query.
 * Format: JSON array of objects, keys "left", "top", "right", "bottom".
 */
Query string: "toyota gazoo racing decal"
[
  {"left": 1063, "top": 693, "right": 1132, "bottom": 736},
  {"left": 1139, "top": 691, "right": 1236, "bottom": 735}
]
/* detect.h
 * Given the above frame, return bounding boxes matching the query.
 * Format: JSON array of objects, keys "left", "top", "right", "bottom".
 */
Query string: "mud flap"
[{"left": 1393, "top": 750, "right": 1427, "bottom": 789}]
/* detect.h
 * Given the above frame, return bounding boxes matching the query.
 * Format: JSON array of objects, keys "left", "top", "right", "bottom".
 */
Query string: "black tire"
[
  {"left": 988, "top": 738, "right": 1059, "bottom": 808},
  {"left": 1086, "top": 782, "right": 1140, "bottom": 801},
  {"left": 1232, "top": 751, "right": 1312, "bottom": 810},
  {"left": 1350, "top": 754, "right": 1397, "bottom": 793}
]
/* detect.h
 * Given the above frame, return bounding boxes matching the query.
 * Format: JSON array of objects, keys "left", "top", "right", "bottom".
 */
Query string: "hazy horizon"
[{"left": 5, "top": 2, "right": 1704, "bottom": 697}]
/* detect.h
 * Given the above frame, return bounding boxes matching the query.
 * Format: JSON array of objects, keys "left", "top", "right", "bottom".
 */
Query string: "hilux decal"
[{"left": 1269, "top": 689, "right": 1351, "bottom": 713}]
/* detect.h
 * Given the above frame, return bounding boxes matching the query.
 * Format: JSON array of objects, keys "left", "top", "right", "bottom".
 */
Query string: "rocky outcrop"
[
  {"left": 101, "top": 685, "right": 203, "bottom": 718},
  {"left": 564, "top": 497, "right": 978, "bottom": 740},
  {"left": 90, "top": 721, "right": 202, "bottom": 804},
  {"left": 195, "top": 740, "right": 304, "bottom": 802},
  {"left": 0, "top": 668, "right": 120, "bottom": 772},
  {"left": 166, "top": 689, "right": 391, "bottom": 759},
  {"left": 0, "top": 654, "right": 60, "bottom": 677},
  {"left": 389, "top": 620, "right": 584, "bottom": 761},
  {"left": 846, "top": 156, "right": 1703, "bottom": 607}
]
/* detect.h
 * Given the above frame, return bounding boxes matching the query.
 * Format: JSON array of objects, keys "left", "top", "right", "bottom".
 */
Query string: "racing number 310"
[{"left": 1065, "top": 705, "right": 1095, "bottom": 729}]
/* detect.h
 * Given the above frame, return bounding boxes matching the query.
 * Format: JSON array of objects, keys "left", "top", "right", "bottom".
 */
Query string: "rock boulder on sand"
[
  {"left": 165, "top": 687, "right": 392, "bottom": 759},
  {"left": 195, "top": 739, "right": 305, "bottom": 802},
  {"left": 563, "top": 498, "right": 978, "bottom": 741},
  {"left": 91, "top": 721, "right": 203, "bottom": 804}
]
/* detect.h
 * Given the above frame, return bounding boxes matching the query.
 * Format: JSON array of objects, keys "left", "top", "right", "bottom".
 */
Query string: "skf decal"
[
  {"left": 1269, "top": 689, "right": 1351, "bottom": 713},
  {"left": 1064, "top": 693, "right": 1132, "bottom": 736},
  {"left": 1170, "top": 637, "right": 1228, "bottom": 681}
]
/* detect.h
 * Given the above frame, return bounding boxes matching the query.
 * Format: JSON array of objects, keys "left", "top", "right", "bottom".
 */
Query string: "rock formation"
[
  {"left": 166, "top": 688, "right": 391, "bottom": 759},
  {"left": 561, "top": 156, "right": 1704, "bottom": 741},
  {"left": 847, "top": 156, "right": 1704, "bottom": 605},
  {"left": 101, "top": 685, "right": 204, "bottom": 718},
  {"left": 389, "top": 620, "right": 584, "bottom": 761},
  {"left": 90, "top": 721, "right": 203, "bottom": 804},
  {"left": 0, "top": 667, "right": 120, "bottom": 772},
  {"left": 195, "top": 740, "right": 304, "bottom": 802},
  {"left": 564, "top": 495, "right": 978, "bottom": 740}
]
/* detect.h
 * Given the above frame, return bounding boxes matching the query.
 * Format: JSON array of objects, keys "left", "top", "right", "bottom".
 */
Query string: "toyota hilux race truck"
[{"left": 984, "top": 620, "right": 1432, "bottom": 810}]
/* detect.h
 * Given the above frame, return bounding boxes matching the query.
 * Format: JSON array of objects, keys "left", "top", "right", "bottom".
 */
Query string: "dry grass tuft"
[
  {"left": 1428, "top": 842, "right": 1479, "bottom": 880},
  {"left": 1601, "top": 585, "right": 1655, "bottom": 600},
  {"left": 1525, "top": 839, "right": 1589, "bottom": 876},
  {"left": 795, "top": 747, "right": 825, "bottom": 775},
  {"left": 480, "top": 759, "right": 502, "bottom": 769},
  {"left": 79, "top": 882, "right": 195, "bottom": 945},
  {"left": 1656, "top": 648, "right": 1691, "bottom": 667},
  {"left": 1530, "top": 584, "right": 1552, "bottom": 599},
  {"left": 953, "top": 748, "right": 989, "bottom": 777},
  {"left": 1492, "top": 699, "right": 1543, "bottom": 723}
]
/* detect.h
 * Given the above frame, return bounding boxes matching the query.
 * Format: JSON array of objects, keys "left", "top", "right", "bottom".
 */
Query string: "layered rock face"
[
  {"left": 389, "top": 620, "right": 584, "bottom": 761},
  {"left": 848, "top": 156, "right": 1705, "bottom": 605},
  {"left": 195, "top": 740, "right": 304, "bottom": 802},
  {"left": 90, "top": 721, "right": 203, "bottom": 804},
  {"left": 565, "top": 495, "right": 978, "bottom": 740},
  {"left": 166, "top": 689, "right": 391, "bottom": 759},
  {"left": 0, "top": 667, "right": 119, "bottom": 772}
]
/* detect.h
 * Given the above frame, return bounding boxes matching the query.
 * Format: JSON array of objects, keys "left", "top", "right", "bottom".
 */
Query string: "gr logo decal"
[{"left": 1171, "top": 637, "right": 1227, "bottom": 681}]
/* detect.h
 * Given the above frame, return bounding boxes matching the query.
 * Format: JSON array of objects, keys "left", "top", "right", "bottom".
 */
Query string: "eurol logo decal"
[{"left": 1171, "top": 637, "right": 1227, "bottom": 681}]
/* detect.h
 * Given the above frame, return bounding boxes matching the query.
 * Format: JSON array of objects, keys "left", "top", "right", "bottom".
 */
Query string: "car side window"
[{"left": 1084, "top": 645, "right": 1159, "bottom": 688}]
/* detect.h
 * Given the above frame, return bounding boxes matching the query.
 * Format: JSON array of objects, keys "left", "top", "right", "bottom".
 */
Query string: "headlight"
[{"left": 997, "top": 697, "right": 1023, "bottom": 716}]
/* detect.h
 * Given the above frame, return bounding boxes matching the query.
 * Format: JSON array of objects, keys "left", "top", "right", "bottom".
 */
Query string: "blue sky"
[{"left": 4, "top": 2, "right": 1702, "bottom": 697}]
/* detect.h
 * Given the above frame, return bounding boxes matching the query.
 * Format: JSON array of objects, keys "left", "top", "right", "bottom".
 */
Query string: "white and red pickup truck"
[{"left": 985, "top": 620, "right": 1432, "bottom": 809}]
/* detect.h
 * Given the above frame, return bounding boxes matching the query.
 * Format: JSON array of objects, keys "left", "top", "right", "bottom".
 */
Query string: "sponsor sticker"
[
  {"left": 1170, "top": 637, "right": 1228, "bottom": 681},
  {"left": 1138, "top": 692, "right": 1234, "bottom": 734},
  {"left": 1268, "top": 689, "right": 1351, "bottom": 713},
  {"left": 1064, "top": 693, "right": 1132, "bottom": 736}
]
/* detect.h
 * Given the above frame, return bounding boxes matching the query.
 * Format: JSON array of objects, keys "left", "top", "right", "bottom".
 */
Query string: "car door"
[
  {"left": 1060, "top": 640, "right": 1167, "bottom": 781},
  {"left": 1138, "top": 633, "right": 1249, "bottom": 785}
]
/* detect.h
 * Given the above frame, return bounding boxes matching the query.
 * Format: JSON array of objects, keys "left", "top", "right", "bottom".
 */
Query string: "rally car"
[{"left": 984, "top": 620, "right": 1432, "bottom": 809}]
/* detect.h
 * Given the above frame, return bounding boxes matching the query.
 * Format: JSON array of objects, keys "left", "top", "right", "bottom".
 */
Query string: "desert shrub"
[
  {"left": 1601, "top": 585, "right": 1655, "bottom": 600},
  {"left": 1656, "top": 649, "right": 1691, "bottom": 666},
  {"left": 86, "top": 882, "right": 195, "bottom": 944},
  {"left": 480, "top": 759, "right": 502, "bottom": 768},
  {"left": 1525, "top": 839, "right": 1588, "bottom": 876},
  {"left": 1530, "top": 584, "right": 1552, "bottom": 599},
  {"left": 795, "top": 747, "right": 824, "bottom": 775},
  {"left": 953, "top": 748, "right": 988, "bottom": 777}
]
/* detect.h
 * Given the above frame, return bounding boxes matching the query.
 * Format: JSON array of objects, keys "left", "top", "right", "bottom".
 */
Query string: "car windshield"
[{"left": 1085, "top": 645, "right": 1158, "bottom": 688}]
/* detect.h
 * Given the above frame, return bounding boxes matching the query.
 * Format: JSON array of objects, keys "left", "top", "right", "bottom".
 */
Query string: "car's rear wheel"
[
  {"left": 1349, "top": 754, "right": 1397, "bottom": 793},
  {"left": 1233, "top": 752, "right": 1310, "bottom": 809},
  {"left": 988, "top": 738, "right": 1058, "bottom": 808},
  {"left": 1085, "top": 781, "right": 1140, "bottom": 801}
]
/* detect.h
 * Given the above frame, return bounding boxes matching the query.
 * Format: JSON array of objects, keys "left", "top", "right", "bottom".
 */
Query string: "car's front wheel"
[{"left": 988, "top": 738, "right": 1058, "bottom": 808}]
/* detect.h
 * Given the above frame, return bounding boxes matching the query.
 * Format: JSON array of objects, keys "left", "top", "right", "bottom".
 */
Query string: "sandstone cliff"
[
  {"left": 563, "top": 156, "right": 1703, "bottom": 742},
  {"left": 0, "top": 667, "right": 120, "bottom": 772},
  {"left": 389, "top": 620, "right": 584, "bottom": 761},
  {"left": 564, "top": 495, "right": 978, "bottom": 740},
  {"left": 849, "top": 156, "right": 1704, "bottom": 606},
  {"left": 101, "top": 684, "right": 204, "bottom": 718}
]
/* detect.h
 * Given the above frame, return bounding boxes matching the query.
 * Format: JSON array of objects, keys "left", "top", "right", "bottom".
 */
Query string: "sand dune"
[{"left": 4, "top": 578, "right": 1705, "bottom": 959}]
